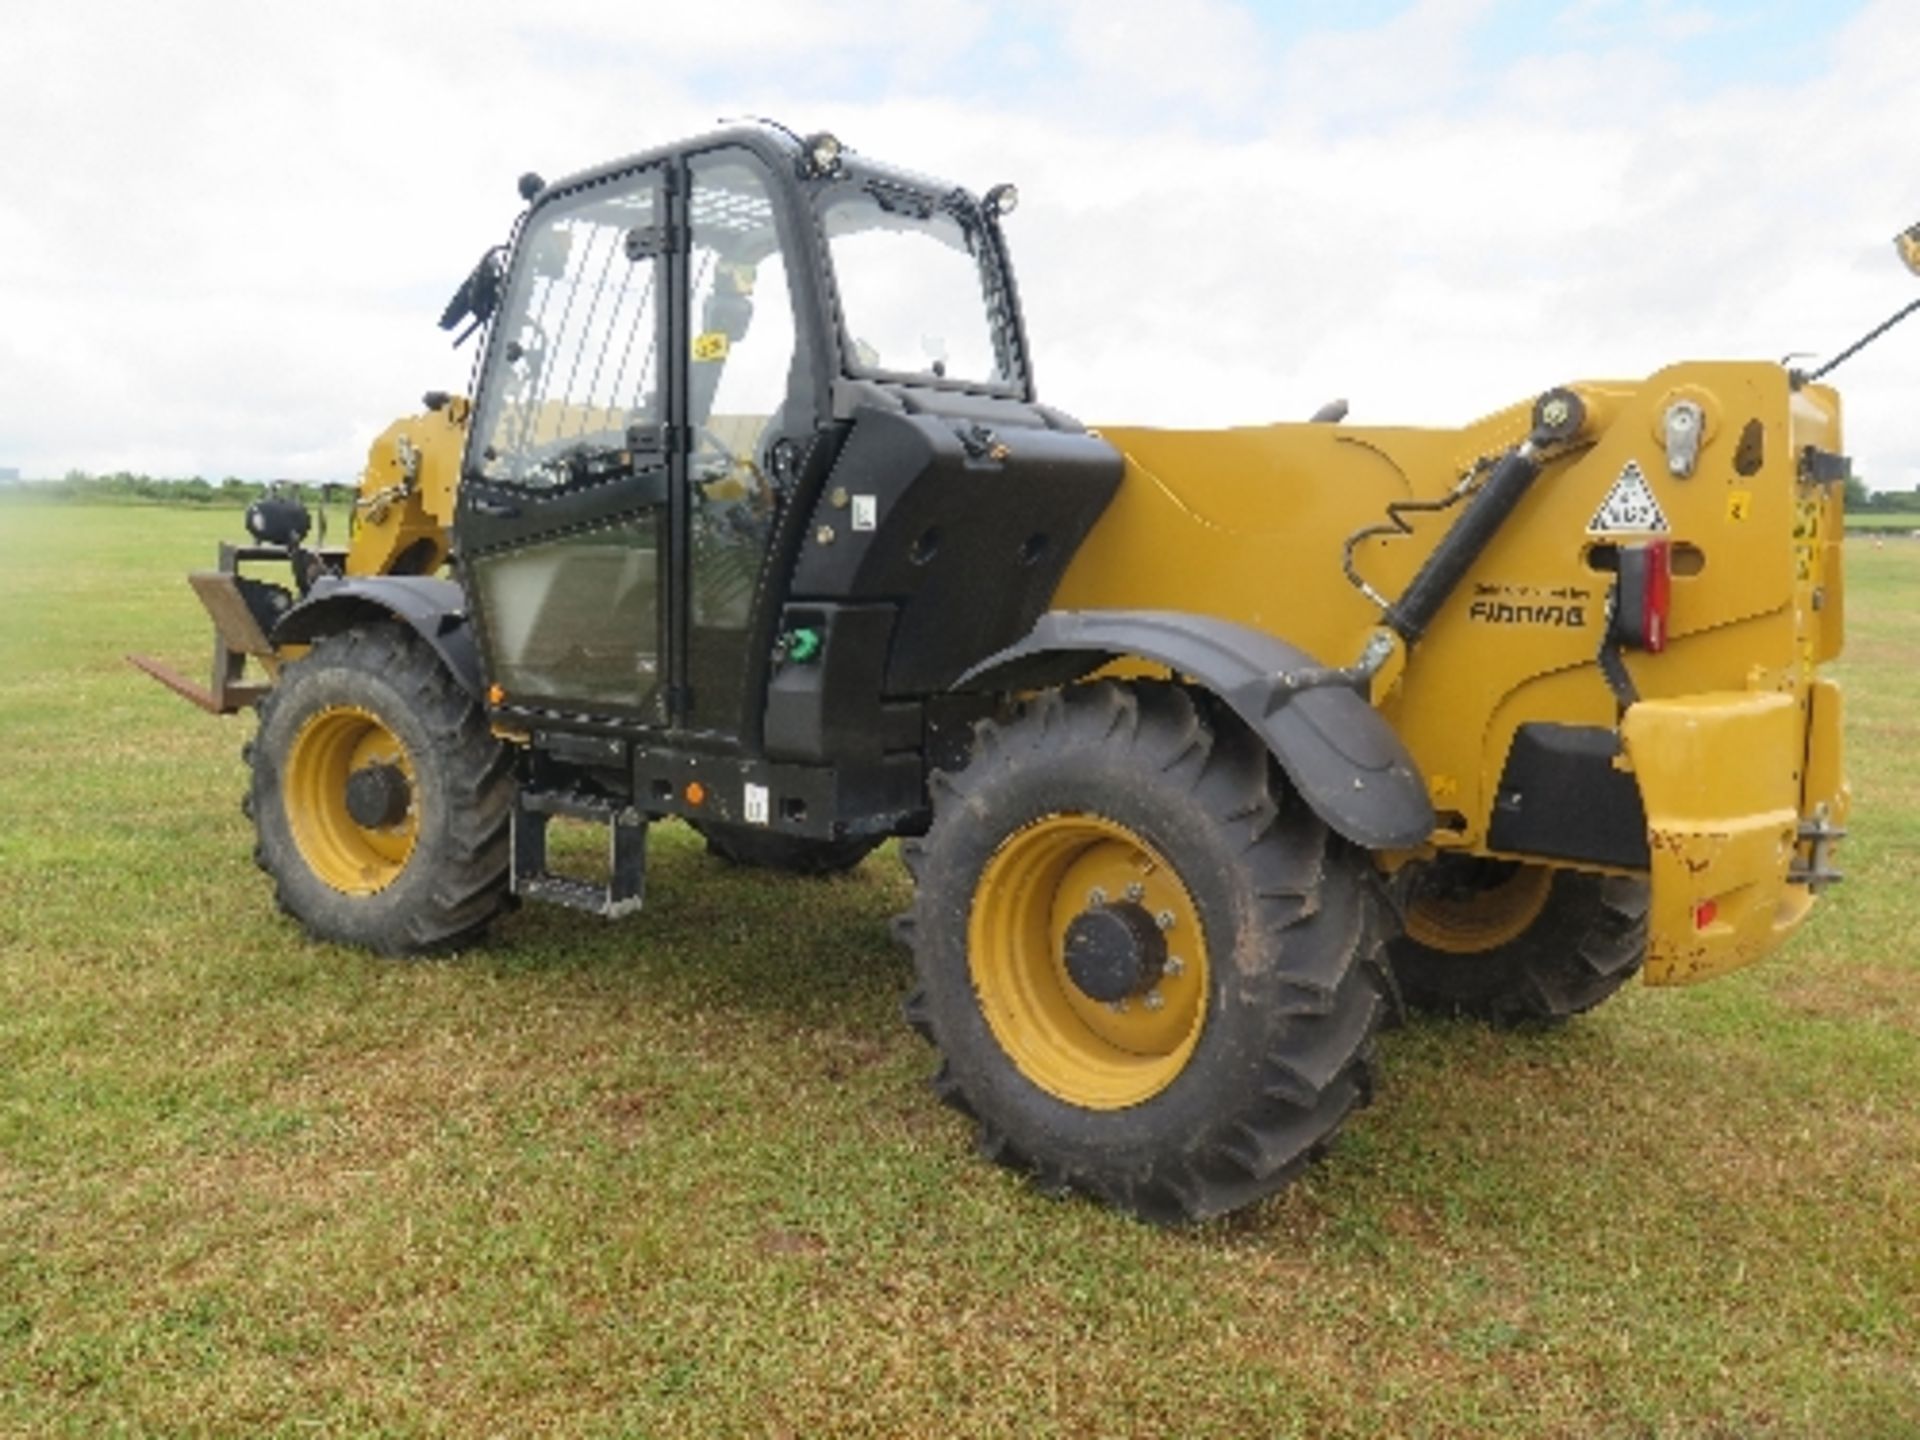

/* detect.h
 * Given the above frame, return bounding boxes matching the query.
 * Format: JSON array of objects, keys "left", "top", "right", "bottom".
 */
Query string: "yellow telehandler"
[{"left": 135, "top": 127, "right": 1905, "bottom": 1221}]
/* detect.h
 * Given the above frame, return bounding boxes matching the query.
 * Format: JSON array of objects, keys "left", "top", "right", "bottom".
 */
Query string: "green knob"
[{"left": 787, "top": 627, "right": 822, "bottom": 663}]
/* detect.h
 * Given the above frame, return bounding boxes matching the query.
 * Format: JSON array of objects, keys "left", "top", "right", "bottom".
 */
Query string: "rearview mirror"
[{"left": 439, "top": 247, "right": 506, "bottom": 347}]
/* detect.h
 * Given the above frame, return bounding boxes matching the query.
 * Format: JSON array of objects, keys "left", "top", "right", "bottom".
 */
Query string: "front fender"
[
  {"left": 272, "top": 576, "right": 483, "bottom": 699},
  {"left": 957, "top": 610, "right": 1434, "bottom": 850}
]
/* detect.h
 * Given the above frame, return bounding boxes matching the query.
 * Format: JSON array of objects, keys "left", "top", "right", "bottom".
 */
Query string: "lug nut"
[
  {"left": 1125, "top": 882, "right": 1145, "bottom": 901},
  {"left": 1156, "top": 910, "right": 1175, "bottom": 931},
  {"left": 1144, "top": 989, "right": 1165, "bottom": 1011},
  {"left": 1165, "top": 956, "right": 1184, "bottom": 977},
  {"left": 1088, "top": 887, "right": 1107, "bottom": 906}
]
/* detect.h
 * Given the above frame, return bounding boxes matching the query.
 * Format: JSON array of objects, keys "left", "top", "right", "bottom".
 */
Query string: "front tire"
[
  {"left": 248, "top": 624, "right": 512, "bottom": 954},
  {"left": 1388, "top": 858, "right": 1648, "bottom": 1025},
  {"left": 900, "top": 682, "right": 1392, "bottom": 1224}
]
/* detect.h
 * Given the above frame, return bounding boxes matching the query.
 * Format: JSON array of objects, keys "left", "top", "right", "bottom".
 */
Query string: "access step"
[{"left": 511, "top": 788, "right": 648, "bottom": 918}]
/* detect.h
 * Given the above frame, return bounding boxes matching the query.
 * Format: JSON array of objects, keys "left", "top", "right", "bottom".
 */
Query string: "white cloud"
[
  {"left": 1, "top": 0, "right": 1917, "bottom": 493},
  {"left": 1054, "top": 0, "right": 1274, "bottom": 112},
  {"left": 1274, "top": 0, "right": 1498, "bottom": 124}
]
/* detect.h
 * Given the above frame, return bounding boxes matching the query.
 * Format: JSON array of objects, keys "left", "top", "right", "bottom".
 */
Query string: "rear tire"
[
  {"left": 900, "top": 682, "right": 1392, "bottom": 1224},
  {"left": 249, "top": 623, "right": 512, "bottom": 954},
  {"left": 1388, "top": 858, "right": 1647, "bottom": 1025},
  {"left": 693, "top": 822, "right": 879, "bottom": 877}
]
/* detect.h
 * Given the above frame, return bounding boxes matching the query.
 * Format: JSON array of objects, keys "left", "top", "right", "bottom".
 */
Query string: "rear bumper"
[{"left": 1621, "top": 689, "right": 1840, "bottom": 985}]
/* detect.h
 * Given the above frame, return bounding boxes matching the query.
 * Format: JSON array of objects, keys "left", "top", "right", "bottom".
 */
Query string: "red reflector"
[
  {"left": 1642, "top": 538, "right": 1671, "bottom": 653},
  {"left": 1694, "top": 898, "right": 1718, "bottom": 930}
]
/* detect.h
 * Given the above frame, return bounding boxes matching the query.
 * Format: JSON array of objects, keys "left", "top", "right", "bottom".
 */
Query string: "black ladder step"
[
  {"left": 511, "top": 788, "right": 648, "bottom": 919},
  {"left": 518, "top": 874, "right": 642, "bottom": 917}
]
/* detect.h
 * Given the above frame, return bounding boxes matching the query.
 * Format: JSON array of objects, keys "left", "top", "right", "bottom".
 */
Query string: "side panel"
[
  {"left": 1055, "top": 362, "right": 1829, "bottom": 855},
  {"left": 786, "top": 407, "right": 1124, "bottom": 694}
]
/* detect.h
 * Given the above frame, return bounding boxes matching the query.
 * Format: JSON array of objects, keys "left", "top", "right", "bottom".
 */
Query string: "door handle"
[{"left": 469, "top": 497, "right": 520, "bottom": 519}]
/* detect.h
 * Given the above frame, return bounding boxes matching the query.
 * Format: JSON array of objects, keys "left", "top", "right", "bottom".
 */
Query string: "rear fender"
[
  {"left": 272, "top": 576, "right": 482, "bottom": 698},
  {"left": 957, "top": 610, "right": 1434, "bottom": 850}
]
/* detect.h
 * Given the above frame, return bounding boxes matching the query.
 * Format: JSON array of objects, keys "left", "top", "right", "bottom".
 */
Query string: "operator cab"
[{"left": 451, "top": 124, "right": 1121, "bottom": 854}]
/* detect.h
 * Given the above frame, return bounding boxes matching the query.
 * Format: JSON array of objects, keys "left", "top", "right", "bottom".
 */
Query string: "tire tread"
[{"left": 902, "top": 680, "right": 1389, "bottom": 1224}]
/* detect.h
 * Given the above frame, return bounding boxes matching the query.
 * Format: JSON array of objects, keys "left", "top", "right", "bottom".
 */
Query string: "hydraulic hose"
[{"left": 1383, "top": 388, "right": 1586, "bottom": 644}]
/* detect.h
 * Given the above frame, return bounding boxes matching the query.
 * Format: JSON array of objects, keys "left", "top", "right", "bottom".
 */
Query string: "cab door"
[
  {"left": 458, "top": 165, "right": 674, "bottom": 723},
  {"left": 678, "top": 147, "right": 818, "bottom": 739}
]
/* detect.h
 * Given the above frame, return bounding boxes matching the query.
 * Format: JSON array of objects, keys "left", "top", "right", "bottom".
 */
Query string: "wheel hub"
[
  {"left": 283, "top": 704, "right": 419, "bottom": 895},
  {"left": 1062, "top": 902, "right": 1167, "bottom": 1002},
  {"left": 344, "top": 762, "right": 412, "bottom": 829},
  {"left": 968, "top": 813, "right": 1209, "bottom": 1110}
]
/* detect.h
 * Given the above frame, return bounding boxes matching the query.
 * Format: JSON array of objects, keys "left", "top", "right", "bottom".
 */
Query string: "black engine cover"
[{"left": 787, "top": 407, "right": 1124, "bottom": 695}]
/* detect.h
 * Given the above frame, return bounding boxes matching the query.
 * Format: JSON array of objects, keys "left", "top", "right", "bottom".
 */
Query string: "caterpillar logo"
[{"left": 1468, "top": 582, "right": 1593, "bottom": 629}]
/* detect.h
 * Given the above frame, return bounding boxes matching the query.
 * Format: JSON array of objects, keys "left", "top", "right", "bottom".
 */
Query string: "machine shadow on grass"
[
  {"left": 419, "top": 822, "right": 1641, "bottom": 1241},
  {"left": 472, "top": 826, "right": 914, "bottom": 1023}
]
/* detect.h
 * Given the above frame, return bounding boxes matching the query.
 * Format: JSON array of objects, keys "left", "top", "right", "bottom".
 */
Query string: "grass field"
[
  {"left": 1847, "top": 512, "right": 1920, "bottom": 532},
  {"left": 2, "top": 503, "right": 1916, "bottom": 1438}
]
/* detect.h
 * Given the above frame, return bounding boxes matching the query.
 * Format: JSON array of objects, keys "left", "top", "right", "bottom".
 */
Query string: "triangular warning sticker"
[{"left": 1587, "top": 459, "right": 1670, "bottom": 535}]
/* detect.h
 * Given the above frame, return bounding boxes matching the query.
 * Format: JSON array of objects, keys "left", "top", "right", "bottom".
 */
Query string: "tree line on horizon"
[
  {"left": 0, "top": 471, "right": 350, "bottom": 508},
  {"left": 4, "top": 466, "right": 1917, "bottom": 517}
]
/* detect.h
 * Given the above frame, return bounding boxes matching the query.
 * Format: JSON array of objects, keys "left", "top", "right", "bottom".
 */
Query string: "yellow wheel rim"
[
  {"left": 283, "top": 706, "right": 419, "bottom": 895},
  {"left": 969, "top": 814, "right": 1208, "bottom": 1110},
  {"left": 1403, "top": 863, "right": 1553, "bottom": 954}
]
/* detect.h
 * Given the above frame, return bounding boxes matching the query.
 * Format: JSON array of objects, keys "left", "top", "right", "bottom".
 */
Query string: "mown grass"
[
  {"left": 1, "top": 503, "right": 1915, "bottom": 1438},
  {"left": 1845, "top": 512, "right": 1920, "bottom": 531}
]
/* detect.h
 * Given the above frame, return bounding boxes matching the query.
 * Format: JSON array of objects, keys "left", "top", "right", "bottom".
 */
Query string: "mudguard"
[
  {"left": 956, "top": 610, "right": 1434, "bottom": 850},
  {"left": 272, "top": 576, "right": 483, "bottom": 699}
]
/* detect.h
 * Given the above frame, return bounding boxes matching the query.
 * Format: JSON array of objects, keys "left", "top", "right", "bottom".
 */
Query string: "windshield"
[{"left": 820, "top": 186, "right": 1015, "bottom": 388}]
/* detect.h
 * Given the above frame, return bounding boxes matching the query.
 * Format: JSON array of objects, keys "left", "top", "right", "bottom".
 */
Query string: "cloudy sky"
[{"left": 4, "top": 0, "right": 1917, "bottom": 490}]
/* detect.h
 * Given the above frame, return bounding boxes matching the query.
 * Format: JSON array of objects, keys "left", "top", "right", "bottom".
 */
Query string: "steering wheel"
[{"left": 692, "top": 425, "right": 771, "bottom": 504}]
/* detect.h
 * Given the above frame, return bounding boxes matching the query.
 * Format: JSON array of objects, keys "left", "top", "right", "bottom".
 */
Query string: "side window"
[
  {"left": 688, "top": 160, "right": 796, "bottom": 467},
  {"left": 474, "top": 180, "right": 663, "bottom": 488},
  {"left": 821, "top": 187, "right": 1008, "bottom": 385}
]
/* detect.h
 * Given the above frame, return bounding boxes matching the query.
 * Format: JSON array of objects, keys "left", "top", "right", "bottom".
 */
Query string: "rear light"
[{"left": 1612, "top": 539, "right": 1672, "bottom": 653}]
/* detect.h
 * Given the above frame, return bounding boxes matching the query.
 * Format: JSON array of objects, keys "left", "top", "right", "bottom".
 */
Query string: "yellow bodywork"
[
  {"left": 344, "top": 398, "right": 471, "bottom": 577},
  {"left": 1620, "top": 692, "right": 1809, "bottom": 984},
  {"left": 1057, "top": 361, "right": 1847, "bottom": 983},
  {"left": 289, "top": 362, "right": 1851, "bottom": 987}
]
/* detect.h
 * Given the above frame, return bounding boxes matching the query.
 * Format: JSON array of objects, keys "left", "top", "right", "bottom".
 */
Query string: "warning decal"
[{"left": 1587, "top": 460, "right": 1670, "bottom": 535}]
